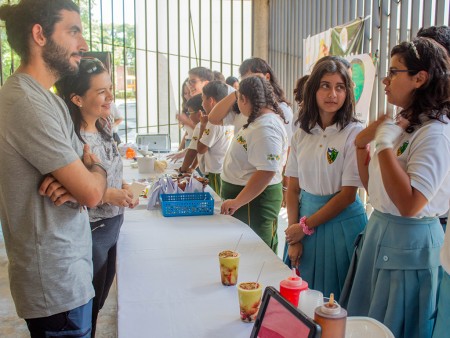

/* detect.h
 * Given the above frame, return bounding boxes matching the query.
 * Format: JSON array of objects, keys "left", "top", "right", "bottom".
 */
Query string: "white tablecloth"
[
  {"left": 117, "top": 160, "right": 293, "bottom": 337},
  {"left": 118, "top": 158, "right": 395, "bottom": 338}
]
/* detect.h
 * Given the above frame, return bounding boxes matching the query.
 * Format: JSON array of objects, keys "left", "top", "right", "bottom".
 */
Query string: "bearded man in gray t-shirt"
[{"left": 0, "top": 1, "right": 107, "bottom": 337}]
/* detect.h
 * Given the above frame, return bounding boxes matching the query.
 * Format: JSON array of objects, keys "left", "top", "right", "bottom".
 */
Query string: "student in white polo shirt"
[
  {"left": 198, "top": 81, "right": 234, "bottom": 195},
  {"left": 179, "top": 94, "right": 204, "bottom": 174},
  {"left": 283, "top": 58, "right": 368, "bottom": 301},
  {"left": 220, "top": 76, "right": 288, "bottom": 253},
  {"left": 345, "top": 38, "right": 449, "bottom": 338},
  {"left": 209, "top": 58, "right": 293, "bottom": 206}
]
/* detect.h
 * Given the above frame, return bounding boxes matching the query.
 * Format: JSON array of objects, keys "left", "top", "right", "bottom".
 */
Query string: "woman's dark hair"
[
  {"left": 293, "top": 75, "right": 309, "bottom": 104},
  {"left": 202, "top": 81, "right": 228, "bottom": 102},
  {"left": 188, "top": 67, "right": 214, "bottom": 81},
  {"left": 0, "top": 0, "right": 79, "bottom": 64},
  {"left": 213, "top": 70, "right": 225, "bottom": 82},
  {"left": 226, "top": 76, "right": 239, "bottom": 87},
  {"left": 238, "top": 76, "right": 287, "bottom": 129},
  {"left": 417, "top": 26, "right": 450, "bottom": 56},
  {"left": 239, "top": 57, "right": 290, "bottom": 105},
  {"left": 315, "top": 55, "right": 352, "bottom": 70},
  {"left": 55, "top": 58, "right": 112, "bottom": 144},
  {"left": 297, "top": 59, "right": 357, "bottom": 133},
  {"left": 185, "top": 94, "right": 204, "bottom": 113},
  {"left": 391, "top": 37, "right": 450, "bottom": 132}
]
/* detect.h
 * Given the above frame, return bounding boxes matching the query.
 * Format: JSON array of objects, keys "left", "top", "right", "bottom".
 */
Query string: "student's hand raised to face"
[{"left": 200, "top": 112, "right": 209, "bottom": 127}]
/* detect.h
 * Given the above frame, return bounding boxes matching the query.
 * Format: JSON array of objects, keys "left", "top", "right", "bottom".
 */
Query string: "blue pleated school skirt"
[
  {"left": 433, "top": 271, "right": 450, "bottom": 338},
  {"left": 283, "top": 190, "right": 367, "bottom": 300},
  {"left": 346, "top": 210, "right": 444, "bottom": 338}
]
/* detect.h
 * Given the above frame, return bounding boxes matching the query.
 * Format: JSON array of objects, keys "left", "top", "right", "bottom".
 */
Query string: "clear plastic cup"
[
  {"left": 218, "top": 250, "right": 240, "bottom": 286},
  {"left": 237, "top": 282, "right": 263, "bottom": 323},
  {"left": 298, "top": 289, "right": 324, "bottom": 318}
]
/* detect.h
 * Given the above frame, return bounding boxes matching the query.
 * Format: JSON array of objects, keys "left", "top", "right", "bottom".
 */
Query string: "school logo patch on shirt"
[
  {"left": 236, "top": 135, "right": 247, "bottom": 151},
  {"left": 397, "top": 141, "right": 409, "bottom": 156},
  {"left": 192, "top": 136, "right": 198, "bottom": 141},
  {"left": 327, "top": 147, "right": 339, "bottom": 164},
  {"left": 204, "top": 129, "right": 210, "bottom": 135},
  {"left": 267, "top": 154, "right": 281, "bottom": 161}
]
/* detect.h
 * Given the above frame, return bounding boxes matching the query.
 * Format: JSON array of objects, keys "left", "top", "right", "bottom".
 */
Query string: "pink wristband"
[{"left": 300, "top": 216, "right": 314, "bottom": 235}]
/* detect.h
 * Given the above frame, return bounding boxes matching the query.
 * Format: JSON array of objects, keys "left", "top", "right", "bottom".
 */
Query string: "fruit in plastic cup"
[
  {"left": 237, "top": 282, "right": 263, "bottom": 323},
  {"left": 218, "top": 250, "right": 240, "bottom": 286}
]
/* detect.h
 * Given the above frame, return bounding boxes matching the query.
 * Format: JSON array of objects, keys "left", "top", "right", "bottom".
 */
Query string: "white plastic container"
[{"left": 137, "top": 156, "right": 156, "bottom": 173}]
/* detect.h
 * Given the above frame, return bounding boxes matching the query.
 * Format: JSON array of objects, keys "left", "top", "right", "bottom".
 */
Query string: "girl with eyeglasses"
[
  {"left": 220, "top": 76, "right": 288, "bottom": 253},
  {"left": 343, "top": 38, "right": 450, "bottom": 338},
  {"left": 283, "top": 58, "right": 367, "bottom": 301},
  {"left": 55, "top": 58, "right": 138, "bottom": 337}
]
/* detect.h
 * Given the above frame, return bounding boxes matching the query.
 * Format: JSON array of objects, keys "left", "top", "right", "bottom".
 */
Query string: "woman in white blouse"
[{"left": 220, "top": 76, "right": 288, "bottom": 253}]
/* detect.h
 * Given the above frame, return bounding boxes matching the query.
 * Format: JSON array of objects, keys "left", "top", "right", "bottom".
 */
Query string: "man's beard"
[{"left": 42, "top": 37, "right": 81, "bottom": 79}]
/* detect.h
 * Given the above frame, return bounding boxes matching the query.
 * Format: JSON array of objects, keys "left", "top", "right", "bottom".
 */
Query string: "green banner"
[{"left": 330, "top": 18, "right": 364, "bottom": 56}]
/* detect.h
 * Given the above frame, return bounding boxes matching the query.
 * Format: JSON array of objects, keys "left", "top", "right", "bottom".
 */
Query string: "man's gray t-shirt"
[{"left": 0, "top": 73, "right": 94, "bottom": 318}]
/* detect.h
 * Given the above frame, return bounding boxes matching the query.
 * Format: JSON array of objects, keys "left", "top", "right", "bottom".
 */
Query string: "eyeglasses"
[
  {"left": 79, "top": 58, "right": 104, "bottom": 74},
  {"left": 385, "top": 69, "right": 418, "bottom": 79}
]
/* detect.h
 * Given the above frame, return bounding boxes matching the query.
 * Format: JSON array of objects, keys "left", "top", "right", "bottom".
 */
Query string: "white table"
[{"left": 117, "top": 160, "right": 293, "bottom": 338}]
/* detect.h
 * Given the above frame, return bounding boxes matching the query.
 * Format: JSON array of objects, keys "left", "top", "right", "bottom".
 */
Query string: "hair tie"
[{"left": 409, "top": 41, "right": 421, "bottom": 60}]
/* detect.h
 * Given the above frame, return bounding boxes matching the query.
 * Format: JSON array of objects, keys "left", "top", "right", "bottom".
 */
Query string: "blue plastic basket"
[{"left": 160, "top": 192, "right": 214, "bottom": 217}]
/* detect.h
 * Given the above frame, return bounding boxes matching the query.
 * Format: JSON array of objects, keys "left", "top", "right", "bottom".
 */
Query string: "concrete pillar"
[{"left": 252, "top": 0, "right": 270, "bottom": 60}]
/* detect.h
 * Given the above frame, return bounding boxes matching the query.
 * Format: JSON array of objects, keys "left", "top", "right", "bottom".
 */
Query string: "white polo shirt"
[
  {"left": 223, "top": 104, "right": 292, "bottom": 140},
  {"left": 285, "top": 121, "right": 363, "bottom": 195},
  {"left": 368, "top": 116, "right": 450, "bottom": 218},
  {"left": 188, "top": 123, "right": 205, "bottom": 173},
  {"left": 199, "top": 122, "right": 233, "bottom": 174},
  {"left": 221, "top": 113, "right": 288, "bottom": 186},
  {"left": 223, "top": 111, "right": 248, "bottom": 134},
  {"left": 185, "top": 125, "right": 194, "bottom": 140},
  {"left": 223, "top": 86, "right": 247, "bottom": 133}
]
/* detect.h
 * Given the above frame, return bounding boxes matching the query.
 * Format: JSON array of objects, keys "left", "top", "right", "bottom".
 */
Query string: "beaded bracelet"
[{"left": 300, "top": 216, "right": 314, "bottom": 235}]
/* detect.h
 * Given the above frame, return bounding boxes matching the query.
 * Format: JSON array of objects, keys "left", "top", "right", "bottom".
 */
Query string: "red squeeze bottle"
[{"left": 279, "top": 268, "right": 308, "bottom": 307}]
